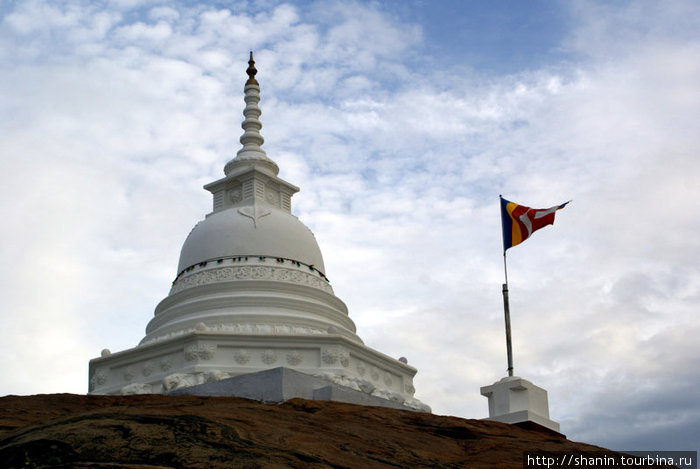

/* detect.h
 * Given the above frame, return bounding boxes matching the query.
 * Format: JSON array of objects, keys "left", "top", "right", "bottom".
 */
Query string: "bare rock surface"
[{"left": 0, "top": 393, "right": 648, "bottom": 468}]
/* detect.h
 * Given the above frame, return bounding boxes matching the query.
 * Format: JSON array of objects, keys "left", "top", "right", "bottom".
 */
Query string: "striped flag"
[{"left": 501, "top": 197, "right": 569, "bottom": 251}]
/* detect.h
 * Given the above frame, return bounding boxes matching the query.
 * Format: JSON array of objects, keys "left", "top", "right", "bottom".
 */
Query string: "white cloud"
[{"left": 0, "top": 0, "right": 698, "bottom": 453}]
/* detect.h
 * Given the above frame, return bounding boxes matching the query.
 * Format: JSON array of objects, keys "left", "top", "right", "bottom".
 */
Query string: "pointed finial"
[
  {"left": 246, "top": 50, "right": 258, "bottom": 86},
  {"left": 223, "top": 51, "right": 279, "bottom": 177}
]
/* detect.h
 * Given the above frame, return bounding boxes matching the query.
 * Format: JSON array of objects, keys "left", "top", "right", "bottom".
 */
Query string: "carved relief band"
[{"left": 170, "top": 264, "right": 333, "bottom": 294}]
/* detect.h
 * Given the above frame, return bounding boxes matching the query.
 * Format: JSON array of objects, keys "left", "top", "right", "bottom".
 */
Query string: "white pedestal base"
[
  {"left": 480, "top": 376, "right": 560, "bottom": 433},
  {"left": 89, "top": 330, "right": 430, "bottom": 412}
]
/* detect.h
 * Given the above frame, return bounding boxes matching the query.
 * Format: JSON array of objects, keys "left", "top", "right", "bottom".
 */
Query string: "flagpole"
[
  {"left": 499, "top": 195, "right": 514, "bottom": 377},
  {"left": 502, "top": 252, "right": 514, "bottom": 377}
]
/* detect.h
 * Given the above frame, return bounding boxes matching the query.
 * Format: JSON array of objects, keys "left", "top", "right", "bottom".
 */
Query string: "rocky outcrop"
[{"left": 0, "top": 394, "right": 650, "bottom": 468}]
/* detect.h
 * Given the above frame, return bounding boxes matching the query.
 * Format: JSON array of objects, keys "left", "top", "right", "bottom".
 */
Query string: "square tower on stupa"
[{"left": 88, "top": 53, "right": 429, "bottom": 412}]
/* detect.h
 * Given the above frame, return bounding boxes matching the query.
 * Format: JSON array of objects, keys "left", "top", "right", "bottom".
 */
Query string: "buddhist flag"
[{"left": 501, "top": 196, "right": 569, "bottom": 251}]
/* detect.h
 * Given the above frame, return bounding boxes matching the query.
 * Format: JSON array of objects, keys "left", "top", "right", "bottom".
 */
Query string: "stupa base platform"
[
  {"left": 89, "top": 331, "right": 430, "bottom": 412},
  {"left": 168, "top": 366, "right": 427, "bottom": 411}
]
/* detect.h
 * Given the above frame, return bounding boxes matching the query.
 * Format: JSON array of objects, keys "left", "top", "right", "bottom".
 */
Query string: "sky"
[{"left": 1, "top": 0, "right": 699, "bottom": 454}]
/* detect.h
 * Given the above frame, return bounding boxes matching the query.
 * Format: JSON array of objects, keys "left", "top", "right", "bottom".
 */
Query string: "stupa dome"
[{"left": 177, "top": 207, "right": 325, "bottom": 275}]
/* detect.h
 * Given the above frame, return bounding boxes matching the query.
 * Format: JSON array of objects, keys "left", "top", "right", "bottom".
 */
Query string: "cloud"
[{"left": 0, "top": 0, "right": 698, "bottom": 453}]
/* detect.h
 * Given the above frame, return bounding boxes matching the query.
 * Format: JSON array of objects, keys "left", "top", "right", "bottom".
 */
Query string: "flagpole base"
[{"left": 480, "top": 376, "right": 561, "bottom": 434}]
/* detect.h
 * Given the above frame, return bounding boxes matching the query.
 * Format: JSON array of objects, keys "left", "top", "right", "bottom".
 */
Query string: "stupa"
[{"left": 88, "top": 53, "right": 429, "bottom": 412}]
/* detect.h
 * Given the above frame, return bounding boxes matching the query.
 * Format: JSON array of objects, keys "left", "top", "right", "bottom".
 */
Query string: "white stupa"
[{"left": 88, "top": 53, "right": 429, "bottom": 411}]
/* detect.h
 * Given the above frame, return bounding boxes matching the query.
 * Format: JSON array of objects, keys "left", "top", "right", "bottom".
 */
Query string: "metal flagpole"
[
  {"left": 499, "top": 195, "right": 514, "bottom": 377},
  {"left": 502, "top": 252, "right": 514, "bottom": 377}
]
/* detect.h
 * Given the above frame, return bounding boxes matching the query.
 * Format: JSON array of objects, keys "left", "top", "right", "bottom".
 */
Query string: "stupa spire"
[{"left": 224, "top": 51, "right": 279, "bottom": 177}]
